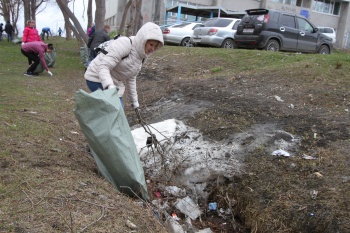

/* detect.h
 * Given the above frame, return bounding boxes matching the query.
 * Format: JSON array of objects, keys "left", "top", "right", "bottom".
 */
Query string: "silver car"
[
  {"left": 191, "top": 18, "right": 241, "bottom": 49},
  {"left": 163, "top": 22, "right": 204, "bottom": 47},
  {"left": 317, "top": 26, "right": 336, "bottom": 44}
]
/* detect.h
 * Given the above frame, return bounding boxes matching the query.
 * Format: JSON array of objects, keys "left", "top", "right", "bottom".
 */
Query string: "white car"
[
  {"left": 317, "top": 27, "right": 336, "bottom": 44},
  {"left": 191, "top": 18, "right": 241, "bottom": 49},
  {"left": 163, "top": 22, "right": 204, "bottom": 47}
]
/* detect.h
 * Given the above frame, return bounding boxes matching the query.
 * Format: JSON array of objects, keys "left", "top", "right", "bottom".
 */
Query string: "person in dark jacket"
[
  {"left": 87, "top": 25, "right": 110, "bottom": 61},
  {"left": 4, "top": 20, "right": 14, "bottom": 42},
  {"left": 0, "top": 23, "right": 3, "bottom": 41}
]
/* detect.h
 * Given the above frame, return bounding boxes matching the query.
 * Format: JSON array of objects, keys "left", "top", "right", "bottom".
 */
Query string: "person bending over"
[
  {"left": 84, "top": 22, "right": 163, "bottom": 111},
  {"left": 21, "top": 41, "right": 53, "bottom": 77}
]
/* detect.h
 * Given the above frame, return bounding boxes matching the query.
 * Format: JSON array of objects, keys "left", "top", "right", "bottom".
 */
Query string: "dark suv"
[{"left": 234, "top": 9, "right": 333, "bottom": 54}]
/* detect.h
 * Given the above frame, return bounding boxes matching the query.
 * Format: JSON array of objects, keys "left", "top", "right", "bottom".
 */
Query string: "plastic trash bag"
[
  {"left": 73, "top": 88, "right": 149, "bottom": 201},
  {"left": 34, "top": 51, "right": 57, "bottom": 73},
  {"left": 79, "top": 44, "right": 90, "bottom": 68}
]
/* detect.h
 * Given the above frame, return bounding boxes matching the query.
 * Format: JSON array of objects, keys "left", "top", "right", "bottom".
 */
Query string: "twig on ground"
[
  {"left": 79, "top": 207, "right": 106, "bottom": 232},
  {"left": 22, "top": 189, "right": 34, "bottom": 209},
  {"left": 45, "top": 199, "right": 74, "bottom": 232},
  {"left": 72, "top": 197, "right": 118, "bottom": 210}
]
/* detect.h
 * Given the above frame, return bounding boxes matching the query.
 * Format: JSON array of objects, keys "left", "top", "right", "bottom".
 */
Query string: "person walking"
[
  {"left": 21, "top": 41, "right": 54, "bottom": 77},
  {"left": 0, "top": 23, "right": 3, "bottom": 41},
  {"left": 84, "top": 22, "right": 163, "bottom": 110},
  {"left": 87, "top": 24, "right": 111, "bottom": 61},
  {"left": 42, "top": 27, "right": 52, "bottom": 40},
  {"left": 4, "top": 20, "right": 14, "bottom": 42},
  {"left": 58, "top": 27, "right": 63, "bottom": 36}
]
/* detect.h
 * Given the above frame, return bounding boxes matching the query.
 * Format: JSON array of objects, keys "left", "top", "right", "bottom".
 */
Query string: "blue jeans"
[{"left": 86, "top": 80, "right": 124, "bottom": 109}]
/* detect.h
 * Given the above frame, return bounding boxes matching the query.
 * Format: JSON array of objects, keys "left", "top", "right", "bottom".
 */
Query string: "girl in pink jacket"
[
  {"left": 22, "top": 20, "right": 41, "bottom": 66},
  {"left": 22, "top": 20, "right": 41, "bottom": 44}
]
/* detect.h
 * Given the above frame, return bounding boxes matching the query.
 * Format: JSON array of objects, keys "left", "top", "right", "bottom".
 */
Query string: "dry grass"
[{"left": 1, "top": 37, "right": 350, "bottom": 232}]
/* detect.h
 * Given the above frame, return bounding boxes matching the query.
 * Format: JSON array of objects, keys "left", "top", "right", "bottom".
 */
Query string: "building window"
[
  {"left": 312, "top": 0, "right": 340, "bottom": 15},
  {"left": 270, "top": 0, "right": 303, "bottom": 6}
]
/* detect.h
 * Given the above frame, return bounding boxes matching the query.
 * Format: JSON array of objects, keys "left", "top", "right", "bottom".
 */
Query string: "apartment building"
[{"left": 105, "top": 0, "right": 350, "bottom": 48}]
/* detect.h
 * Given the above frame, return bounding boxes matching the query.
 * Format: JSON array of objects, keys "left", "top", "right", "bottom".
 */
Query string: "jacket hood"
[{"left": 134, "top": 22, "right": 164, "bottom": 59}]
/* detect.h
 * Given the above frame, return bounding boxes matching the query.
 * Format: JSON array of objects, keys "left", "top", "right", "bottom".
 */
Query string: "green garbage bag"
[
  {"left": 73, "top": 88, "right": 149, "bottom": 201},
  {"left": 34, "top": 51, "right": 57, "bottom": 73},
  {"left": 80, "top": 44, "right": 90, "bottom": 68}
]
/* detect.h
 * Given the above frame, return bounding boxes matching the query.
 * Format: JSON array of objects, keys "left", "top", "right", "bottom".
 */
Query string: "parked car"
[
  {"left": 317, "top": 26, "right": 336, "bottom": 44},
  {"left": 234, "top": 9, "right": 333, "bottom": 54},
  {"left": 159, "top": 23, "right": 179, "bottom": 31},
  {"left": 190, "top": 18, "right": 241, "bottom": 49},
  {"left": 163, "top": 22, "right": 204, "bottom": 47}
]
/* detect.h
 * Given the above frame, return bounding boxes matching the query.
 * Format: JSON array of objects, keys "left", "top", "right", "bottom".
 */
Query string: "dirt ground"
[
  {"left": 125, "top": 48, "right": 350, "bottom": 232},
  {"left": 1, "top": 43, "right": 349, "bottom": 233}
]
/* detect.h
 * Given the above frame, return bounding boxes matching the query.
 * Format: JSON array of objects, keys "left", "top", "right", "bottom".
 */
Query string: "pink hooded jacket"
[{"left": 22, "top": 26, "right": 41, "bottom": 43}]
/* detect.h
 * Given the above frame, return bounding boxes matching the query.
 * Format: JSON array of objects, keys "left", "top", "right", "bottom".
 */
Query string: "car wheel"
[
  {"left": 181, "top": 37, "right": 192, "bottom": 47},
  {"left": 318, "top": 45, "right": 330, "bottom": 54},
  {"left": 221, "top": 39, "right": 235, "bottom": 49},
  {"left": 264, "top": 39, "right": 279, "bottom": 52}
]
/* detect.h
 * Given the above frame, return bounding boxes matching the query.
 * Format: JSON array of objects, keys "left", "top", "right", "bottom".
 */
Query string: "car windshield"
[
  {"left": 319, "top": 27, "right": 333, "bottom": 33},
  {"left": 204, "top": 18, "right": 232, "bottom": 27}
]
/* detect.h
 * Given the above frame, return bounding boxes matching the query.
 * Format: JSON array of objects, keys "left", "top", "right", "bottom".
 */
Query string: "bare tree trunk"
[
  {"left": 63, "top": 14, "right": 72, "bottom": 40},
  {"left": 119, "top": 0, "right": 132, "bottom": 35},
  {"left": 126, "top": 0, "right": 135, "bottom": 37},
  {"left": 56, "top": 0, "right": 88, "bottom": 45},
  {"left": 22, "top": 0, "right": 30, "bottom": 23},
  {"left": 0, "top": 0, "right": 11, "bottom": 21},
  {"left": 87, "top": 0, "right": 93, "bottom": 31},
  {"left": 30, "top": 0, "right": 36, "bottom": 21},
  {"left": 94, "top": 0, "right": 106, "bottom": 30},
  {"left": 22, "top": 0, "right": 45, "bottom": 26},
  {"left": 134, "top": 0, "right": 143, "bottom": 34},
  {"left": 11, "top": 0, "right": 21, "bottom": 35}
]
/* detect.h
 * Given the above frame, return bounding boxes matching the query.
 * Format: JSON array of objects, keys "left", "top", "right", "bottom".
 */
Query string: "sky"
[{"left": 1, "top": 0, "right": 93, "bottom": 37}]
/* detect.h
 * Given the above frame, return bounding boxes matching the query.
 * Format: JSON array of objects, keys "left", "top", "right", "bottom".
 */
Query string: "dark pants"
[
  {"left": 21, "top": 49, "right": 39, "bottom": 73},
  {"left": 43, "top": 31, "right": 49, "bottom": 40},
  {"left": 86, "top": 80, "right": 124, "bottom": 108},
  {"left": 6, "top": 33, "right": 12, "bottom": 42},
  {"left": 89, "top": 49, "right": 96, "bottom": 61}
]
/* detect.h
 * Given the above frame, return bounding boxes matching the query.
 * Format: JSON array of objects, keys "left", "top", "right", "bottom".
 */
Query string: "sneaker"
[
  {"left": 24, "top": 72, "right": 38, "bottom": 76},
  {"left": 24, "top": 72, "right": 33, "bottom": 76}
]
